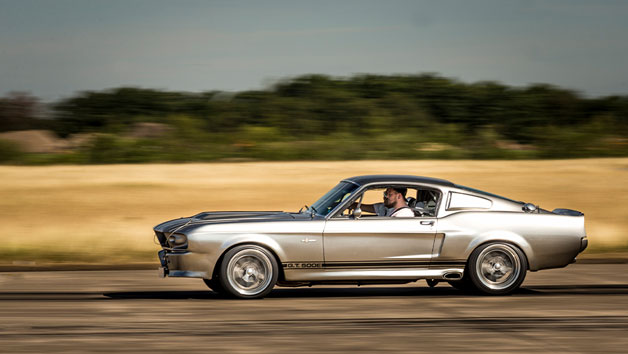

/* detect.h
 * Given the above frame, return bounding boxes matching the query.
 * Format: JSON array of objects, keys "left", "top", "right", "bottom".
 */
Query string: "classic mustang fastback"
[{"left": 154, "top": 175, "right": 588, "bottom": 298}]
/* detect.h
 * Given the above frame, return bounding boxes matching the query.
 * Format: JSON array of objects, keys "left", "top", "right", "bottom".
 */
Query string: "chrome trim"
[
  {"left": 580, "top": 236, "right": 588, "bottom": 252},
  {"left": 167, "top": 270, "right": 206, "bottom": 278},
  {"left": 326, "top": 181, "right": 444, "bottom": 219},
  {"left": 284, "top": 268, "right": 464, "bottom": 281},
  {"left": 385, "top": 254, "right": 432, "bottom": 259}
]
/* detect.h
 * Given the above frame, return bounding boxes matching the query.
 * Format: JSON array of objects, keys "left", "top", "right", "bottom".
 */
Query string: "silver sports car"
[{"left": 154, "top": 175, "right": 588, "bottom": 298}]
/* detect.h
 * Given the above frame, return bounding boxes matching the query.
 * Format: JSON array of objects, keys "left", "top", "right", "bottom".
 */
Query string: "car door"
[{"left": 322, "top": 216, "right": 437, "bottom": 266}]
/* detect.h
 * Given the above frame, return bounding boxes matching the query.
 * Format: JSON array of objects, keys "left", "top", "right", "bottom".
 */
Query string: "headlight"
[{"left": 167, "top": 233, "right": 187, "bottom": 247}]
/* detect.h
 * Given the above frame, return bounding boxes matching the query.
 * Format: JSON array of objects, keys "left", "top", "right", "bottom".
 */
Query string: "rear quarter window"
[{"left": 447, "top": 192, "right": 492, "bottom": 210}]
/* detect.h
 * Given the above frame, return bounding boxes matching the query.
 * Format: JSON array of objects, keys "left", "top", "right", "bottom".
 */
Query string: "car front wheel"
[
  {"left": 203, "top": 278, "right": 225, "bottom": 295},
  {"left": 219, "top": 245, "right": 278, "bottom": 299},
  {"left": 468, "top": 242, "right": 527, "bottom": 295}
]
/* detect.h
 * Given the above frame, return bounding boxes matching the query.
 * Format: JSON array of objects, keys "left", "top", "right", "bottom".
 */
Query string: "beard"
[{"left": 384, "top": 198, "right": 394, "bottom": 208}]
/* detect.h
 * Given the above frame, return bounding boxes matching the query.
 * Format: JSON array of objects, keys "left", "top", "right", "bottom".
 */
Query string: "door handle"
[{"left": 420, "top": 221, "right": 435, "bottom": 226}]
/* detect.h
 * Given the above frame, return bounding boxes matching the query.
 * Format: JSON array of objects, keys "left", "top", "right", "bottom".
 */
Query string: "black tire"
[
  {"left": 203, "top": 278, "right": 225, "bottom": 295},
  {"left": 467, "top": 242, "right": 528, "bottom": 295},
  {"left": 218, "top": 245, "right": 279, "bottom": 299},
  {"left": 447, "top": 275, "right": 475, "bottom": 293}
]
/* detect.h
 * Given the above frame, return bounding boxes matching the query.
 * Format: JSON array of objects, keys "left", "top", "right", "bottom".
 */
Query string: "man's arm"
[{"left": 349, "top": 202, "right": 376, "bottom": 213}]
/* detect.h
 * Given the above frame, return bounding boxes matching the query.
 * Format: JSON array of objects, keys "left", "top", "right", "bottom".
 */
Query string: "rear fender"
[{"left": 464, "top": 231, "right": 535, "bottom": 270}]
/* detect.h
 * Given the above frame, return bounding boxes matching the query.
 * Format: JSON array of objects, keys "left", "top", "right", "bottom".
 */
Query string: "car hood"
[{"left": 153, "top": 211, "right": 311, "bottom": 234}]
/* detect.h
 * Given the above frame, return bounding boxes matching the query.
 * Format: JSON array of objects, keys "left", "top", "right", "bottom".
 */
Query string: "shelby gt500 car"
[{"left": 154, "top": 175, "right": 588, "bottom": 298}]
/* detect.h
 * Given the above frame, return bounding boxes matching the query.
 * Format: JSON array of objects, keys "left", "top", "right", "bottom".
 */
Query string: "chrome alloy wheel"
[
  {"left": 475, "top": 244, "right": 521, "bottom": 290},
  {"left": 226, "top": 248, "right": 274, "bottom": 296}
]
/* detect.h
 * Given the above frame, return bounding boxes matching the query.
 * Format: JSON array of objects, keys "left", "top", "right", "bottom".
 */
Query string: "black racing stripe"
[
  {"left": 324, "top": 262, "right": 431, "bottom": 268},
  {"left": 430, "top": 262, "right": 466, "bottom": 268},
  {"left": 430, "top": 261, "right": 466, "bottom": 265},
  {"left": 283, "top": 261, "right": 466, "bottom": 270}
]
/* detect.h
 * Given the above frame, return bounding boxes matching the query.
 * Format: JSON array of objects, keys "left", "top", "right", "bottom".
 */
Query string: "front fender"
[
  {"left": 188, "top": 233, "right": 287, "bottom": 278},
  {"left": 219, "top": 234, "right": 287, "bottom": 261}
]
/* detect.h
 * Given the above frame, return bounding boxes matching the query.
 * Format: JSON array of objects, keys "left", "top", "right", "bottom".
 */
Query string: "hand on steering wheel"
[{"left": 345, "top": 202, "right": 357, "bottom": 216}]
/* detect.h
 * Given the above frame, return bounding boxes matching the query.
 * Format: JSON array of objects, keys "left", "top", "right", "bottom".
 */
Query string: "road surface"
[{"left": 1, "top": 263, "right": 628, "bottom": 353}]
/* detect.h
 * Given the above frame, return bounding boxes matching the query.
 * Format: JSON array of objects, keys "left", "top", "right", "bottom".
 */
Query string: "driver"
[{"left": 351, "top": 187, "right": 415, "bottom": 217}]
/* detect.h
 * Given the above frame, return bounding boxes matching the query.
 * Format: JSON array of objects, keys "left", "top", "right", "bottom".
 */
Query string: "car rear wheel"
[
  {"left": 219, "top": 245, "right": 278, "bottom": 299},
  {"left": 468, "top": 242, "right": 527, "bottom": 295}
]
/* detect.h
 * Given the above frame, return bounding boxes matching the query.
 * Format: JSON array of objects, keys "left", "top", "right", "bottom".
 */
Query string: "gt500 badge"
[{"left": 283, "top": 262, "right": 322, "bottom": 269}]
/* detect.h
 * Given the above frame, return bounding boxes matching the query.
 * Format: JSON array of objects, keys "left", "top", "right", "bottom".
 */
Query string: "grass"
[{"left": 1, "top": 158, "right": 627, "bottom": 264}]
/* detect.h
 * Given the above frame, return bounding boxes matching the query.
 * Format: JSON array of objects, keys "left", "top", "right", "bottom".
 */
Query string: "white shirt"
[
  {"left": 373, "top": 203, "right": 414, "bottom": 217},
  {"left": 390, "top": 207, "right": 415, "bottom": 217}
]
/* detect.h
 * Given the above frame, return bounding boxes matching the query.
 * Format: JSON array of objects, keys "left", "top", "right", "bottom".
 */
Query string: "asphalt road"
[{"left": 2, "top": 264, "right": 628, "bottom": 353}]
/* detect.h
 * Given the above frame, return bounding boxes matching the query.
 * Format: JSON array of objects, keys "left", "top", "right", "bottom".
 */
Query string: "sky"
[{"left": 1, "top": 0, "right": 628, "bottom": 101}]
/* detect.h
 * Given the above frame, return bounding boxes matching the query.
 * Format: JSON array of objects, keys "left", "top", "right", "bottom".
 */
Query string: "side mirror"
[
  {"left": 352, "top": 207, "right": 362, "bottom": 219},
  {"left": 523, "top": 203, "right": 537, "bottom": 213}
]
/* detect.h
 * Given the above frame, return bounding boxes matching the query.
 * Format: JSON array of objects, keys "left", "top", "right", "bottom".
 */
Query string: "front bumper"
[
  {"left": 158, "top": 249, "right": 211, "bottom": 279},
  {"left": 580, "top": 236, "right": 588, "bottom": 253}
]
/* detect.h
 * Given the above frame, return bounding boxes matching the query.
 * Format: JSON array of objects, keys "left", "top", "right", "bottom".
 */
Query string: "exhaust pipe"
[{"left": 443, "top": 272, "right": 462, "bottom": 280}]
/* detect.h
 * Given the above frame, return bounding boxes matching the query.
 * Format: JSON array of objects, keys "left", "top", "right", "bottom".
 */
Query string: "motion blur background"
[{"left": 1, "top": 0, "right": 627, "bottom": 264}]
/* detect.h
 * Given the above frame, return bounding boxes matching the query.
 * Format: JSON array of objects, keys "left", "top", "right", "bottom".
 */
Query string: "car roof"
[{"left": 342, "top": 175, "right": 455, "bottom": 187}]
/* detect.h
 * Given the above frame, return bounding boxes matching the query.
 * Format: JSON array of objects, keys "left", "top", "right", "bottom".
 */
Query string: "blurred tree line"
[{"left": 1, "top": 74, "right": 627, "bottom": 163}]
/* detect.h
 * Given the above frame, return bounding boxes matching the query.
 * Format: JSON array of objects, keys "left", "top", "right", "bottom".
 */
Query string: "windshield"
[{"left": 309, "top": 182, "right": 359, "bottom": 216}]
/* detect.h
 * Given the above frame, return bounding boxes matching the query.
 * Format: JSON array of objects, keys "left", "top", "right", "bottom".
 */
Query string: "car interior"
[
  {"left": 406, "top": 188, "right": 440, "bottom": 217},
  {"left": 339, "top": 186, "right": 441, "bottom": 218}
]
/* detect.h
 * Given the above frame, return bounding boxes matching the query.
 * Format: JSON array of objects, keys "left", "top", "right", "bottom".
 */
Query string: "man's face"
[{"left": 383, "top": 188, "right": 398, "bottom": 208}]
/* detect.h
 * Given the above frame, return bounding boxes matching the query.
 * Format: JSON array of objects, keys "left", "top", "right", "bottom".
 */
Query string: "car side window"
[
  {"left": 336, "top": 187, "right": 383, "bottom": 218},
  {"left": 413, "top": 188, "right": 441, "bottom": 217},
  {"left": 335, "top": 185, "right": 442, "bottom": 218},
  {"left": 358, "top": 188, "right": 385, "bottom": 217},
  {"left": 447, "top": 192, "right": 492, "bottom": 210}
]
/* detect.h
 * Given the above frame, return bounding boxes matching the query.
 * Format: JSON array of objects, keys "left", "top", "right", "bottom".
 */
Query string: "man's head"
[{"left": 383, "top": 186, "right": 407, "bottom": 208}]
